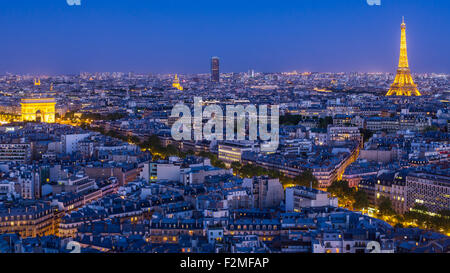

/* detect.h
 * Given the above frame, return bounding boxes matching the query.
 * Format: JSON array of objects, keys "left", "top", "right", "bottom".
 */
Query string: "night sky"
[{"left": 0, "top": 0, "right": 449, "bottom": 74}]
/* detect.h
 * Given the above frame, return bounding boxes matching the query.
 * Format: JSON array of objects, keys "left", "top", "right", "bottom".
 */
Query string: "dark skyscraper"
[{"left": 211, "top": 57, "right": 220, "bottom": 83}]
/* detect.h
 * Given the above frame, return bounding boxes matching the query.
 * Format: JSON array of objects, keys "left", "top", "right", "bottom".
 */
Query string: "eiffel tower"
[{"left": 386, "top": 17, "right": 421, "bottom": 96}]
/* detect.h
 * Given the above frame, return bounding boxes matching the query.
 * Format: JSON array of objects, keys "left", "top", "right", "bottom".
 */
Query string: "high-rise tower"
[
  {"left": 211, "top": 57, "right": 220, "bottom": 83},
  {"left": 386, "top": 17, "right": 421, "bottom": 96}
]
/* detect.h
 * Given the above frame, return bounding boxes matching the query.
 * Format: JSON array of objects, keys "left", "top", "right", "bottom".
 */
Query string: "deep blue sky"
[{"left": 0, "top": 0, "right": 449, "bottom": 75}]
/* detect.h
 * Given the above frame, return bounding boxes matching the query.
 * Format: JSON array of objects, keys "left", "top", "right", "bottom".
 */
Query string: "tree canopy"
[{"left": 377, "top": 196, "right": 396, "bottom": 216}]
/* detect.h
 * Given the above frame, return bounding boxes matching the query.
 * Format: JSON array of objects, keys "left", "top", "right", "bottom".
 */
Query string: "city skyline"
[
  {"left": 0, "top": 0, "right": 449, "bottom": 75},
  {"left": 0, "top": 0, "right": 449, "bottom": 259}
]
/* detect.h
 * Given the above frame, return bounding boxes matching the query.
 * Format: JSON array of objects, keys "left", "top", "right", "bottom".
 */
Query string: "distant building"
[
  {"left": 365, "top": 117, "right": 399, "bottom": 133},
  {"left": 85, "top": 164, "right": 141, "bottom": 186},
  {"left": 52, "top": 175, "right": 96, "bottom": 195},
  {"left": 333, "top": 115, "right": 353, "bottom": 126},
  {"left": 327, "top": 126, "right": 362, "bottom": 144},
  {"left": 342, "top": 161, "right": 379, "bottom": 188},
  {"left": 19, "top": 170, "right": 41, "bottom": 200},
  {"left": 77, "top": 140, "right": 94, "bottom": 158},
  {"left": 207, "top": 227, "right": 224, "bottom": 245},
  {"left": 279, "top": 138, "right": 313, "bottom": 155},
  {"left": 406, "top": 171, "right": 450, "bottom": 214},
  {"left": 218, "top": 142, "right": 256, "bottom": 163},
  {"left": 399, "top": 115, "right": 431, "bottom": 131},
  {"left": 156, "top": 163, "right": 181, "bottom": 182},
  {"left": 0, "top": 181, "right": 16, "bottom": 197},
  {"left": 375, "top": 172, "right": 407, "bottom": 214},
  {"left": 0, "top": 143, "right": 31, "bottom": 163},
  {"left": 243, "top": 176, "right": 284, "bottom": 209},
  {"left": 148, "top": 218, "right": 203, "bottom": 244},
  {"left": 0, "top": 202, "right": 55, "bottom": 238},
  {"left": 211, "top": 57, "right": 220, "bottom": 83},
  {"left": 285, "top": 186, "right": 338, "bottom": 212},
  {"left": 180, "top": 165, "right": 231, "bottom": 185},
  {"left": 312, "top": 230, "right": 395, "bottom": 253},
  {"left": 62, "top": 133, "right": 90, "bottom": 155},
  {"left": 224, "top": 188, "right": 251, "bottom": 209},
  {"left": 140, "top": 162, "right": 158, "bottom": 183}
]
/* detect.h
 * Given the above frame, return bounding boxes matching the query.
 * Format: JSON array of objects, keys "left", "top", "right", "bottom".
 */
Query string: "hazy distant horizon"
[
  {"left": 1, "top": 0, "right": 449, "bottom": 75},
  {"left": 2, "top": 70, "right": 448, "bottom": 77}
]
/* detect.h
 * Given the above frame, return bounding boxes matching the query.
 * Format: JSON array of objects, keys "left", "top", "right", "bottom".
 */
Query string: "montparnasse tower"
[{"left": 386, "top": 17, "right": 421, "bottom": 96}]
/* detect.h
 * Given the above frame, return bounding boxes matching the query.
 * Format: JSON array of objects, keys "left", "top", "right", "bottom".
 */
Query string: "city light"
[
  {"left": 386, "top": 18, "right": 422, "bottom": 97},
  {"left": 0, "top": 0, "right": 448, "bottom": 264}
]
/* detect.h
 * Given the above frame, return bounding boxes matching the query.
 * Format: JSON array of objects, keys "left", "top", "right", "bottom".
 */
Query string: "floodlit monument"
[
  {"left": 172, "top": 74, "right": 183, "bottom": 91},
  {"left": 21, "top": 98, "right": 56, "bottom": 123},
  {"left": 386, "top": 17, "right": 421, "bottom": 96}
]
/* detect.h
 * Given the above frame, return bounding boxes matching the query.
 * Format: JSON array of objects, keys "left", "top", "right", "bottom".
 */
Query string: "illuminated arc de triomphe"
[{"left": 20, "top": 98, "right": 56, "bottom": 123}]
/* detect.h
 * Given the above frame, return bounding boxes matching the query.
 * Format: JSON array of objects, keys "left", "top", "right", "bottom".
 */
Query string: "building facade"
[
  {"left": 20, "top": 98, "right": 56, "bottom": 123},
  {"left": 211, "top": 57, "right": 220, "bottom": 83},
  {"left": 406, "top": 172, "right": 450, "bottom": 214}
]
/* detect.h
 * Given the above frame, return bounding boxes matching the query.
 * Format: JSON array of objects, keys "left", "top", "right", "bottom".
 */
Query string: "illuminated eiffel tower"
[{"left": 386, "top": 17, "right": 421, "bottom": 96}]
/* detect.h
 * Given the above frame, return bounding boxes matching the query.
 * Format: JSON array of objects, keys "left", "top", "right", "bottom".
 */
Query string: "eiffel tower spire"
[{"left": 386, "top": 18, "right": 421, "bottom": 96}]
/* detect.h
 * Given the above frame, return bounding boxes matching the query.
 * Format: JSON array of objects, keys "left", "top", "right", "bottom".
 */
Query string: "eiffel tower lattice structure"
[{"left": 386, "top": 17, "right": 421, "bottom": 97}]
